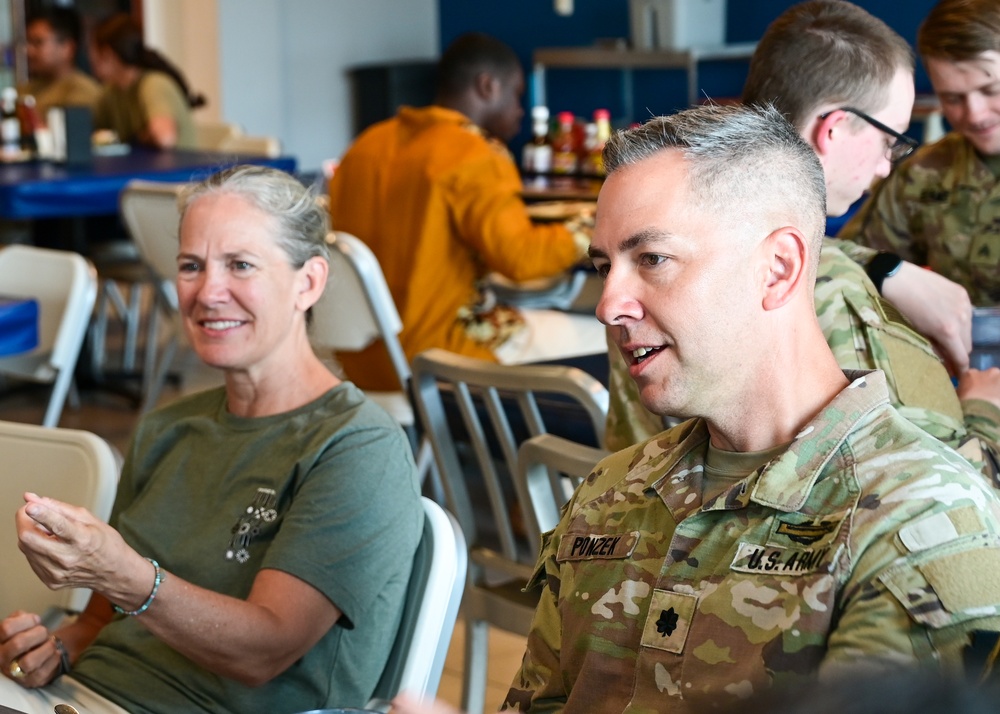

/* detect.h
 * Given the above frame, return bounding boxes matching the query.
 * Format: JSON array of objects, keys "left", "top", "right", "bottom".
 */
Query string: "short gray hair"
[
  {"left": 179, "top": 164, "right": 331, "bottom": 268},
  {"left": 603, "top": 103, "right": 827, "bottom": 274}
]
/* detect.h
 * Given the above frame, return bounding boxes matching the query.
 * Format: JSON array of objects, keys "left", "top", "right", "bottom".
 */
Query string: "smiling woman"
[
  {"left": 0, "top": 166, "right": 423, "bottom": 714},
  {"left": 175, "top": 167, "right": 335, "bottom": 412}
]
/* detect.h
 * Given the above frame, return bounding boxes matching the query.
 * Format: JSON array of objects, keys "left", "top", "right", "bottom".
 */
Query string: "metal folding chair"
[{"left": 411, "top": 348, "right": 608, "bottom": 714}]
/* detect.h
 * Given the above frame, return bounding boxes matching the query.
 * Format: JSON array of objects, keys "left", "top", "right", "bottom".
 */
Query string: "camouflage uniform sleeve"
[
  {"left": 822, "top": 493, "right": 1000, "bottom": 680},
  {"left": 503, "top": 529, "right": 568, "bottom": 712},
  {"left": 961, "top": 398, "right": 1000, "bottom": 477},
  {"left": 837, "top": 167, "right": 928, "bottom": 266},
  {"left": 824, "top": 236, "right": 878, "bottom": 269},
  {"left": 605, "top": 330, "right": 666, "bottom": 452}
]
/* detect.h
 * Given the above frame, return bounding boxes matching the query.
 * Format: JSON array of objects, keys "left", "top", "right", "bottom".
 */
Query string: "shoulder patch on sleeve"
[
  {"left": 921, "top": 548, "right": 1000, "bottom": 614},
  {"left": 899, "top": 506, "right": 985, "bottom": 553},
  {"left": 882, "top": 542, "right": 1000, "bottom": 628}
]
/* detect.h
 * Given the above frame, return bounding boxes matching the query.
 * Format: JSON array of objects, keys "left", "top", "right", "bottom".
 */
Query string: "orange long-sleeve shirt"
[{"left": 328, "top": 106, "right": 581, "bottom": 390}]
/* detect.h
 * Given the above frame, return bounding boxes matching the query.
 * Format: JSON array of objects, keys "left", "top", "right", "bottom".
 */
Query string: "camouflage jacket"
[
  {"left": 509, "top": 371, "right": 1000, "bottom": 713},
  {"left": 605, "top": 240, "right": 1000, "bottom": 479},
  {"left": 838, "top": 132, "right": 1000, "bottom": 306}
]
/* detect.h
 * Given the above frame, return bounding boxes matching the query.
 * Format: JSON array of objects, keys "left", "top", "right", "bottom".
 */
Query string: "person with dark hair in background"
[
  {"left": 328, "top": 32, "right": 598, "bottom": 392},
  {"left": 18, "top": 6, "right": 101, "bottom": 119},
  {"left": 89, "top": 13, "right": 202, "bottom": 149}
]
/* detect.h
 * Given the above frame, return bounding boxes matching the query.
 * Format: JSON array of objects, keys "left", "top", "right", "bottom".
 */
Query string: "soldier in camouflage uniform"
[
  {"left": 839, "top": 0, "right": 1000, "bottom": 306},
  {"left": 504, "top": 103, "right": 1000, "bottom": 713},
  {"left": 606, "top": 1, "right": 1000, "bottom": 480}
]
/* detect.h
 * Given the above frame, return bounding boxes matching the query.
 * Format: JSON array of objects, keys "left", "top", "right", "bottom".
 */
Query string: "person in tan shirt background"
[{"left": 18, "top": 7, "right": 101, "bottom": 120}]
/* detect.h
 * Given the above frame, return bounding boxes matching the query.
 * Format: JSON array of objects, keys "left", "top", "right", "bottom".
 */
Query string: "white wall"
[
  {"left": 218, "top": 0, "right": 439, "bottom": 172},
  {"left": 143, "top": 0, "right": 222, "bottom": 123},
  {"left": 142, "top": 0, "right": 438, "bottom": 172}
]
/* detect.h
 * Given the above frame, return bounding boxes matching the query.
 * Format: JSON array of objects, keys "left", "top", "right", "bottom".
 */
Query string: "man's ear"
[
  {"left": 473, "top": 71, "right": 499, "bottom": 102},
  {"left": 811, "top": 110, "right": 844, "bottom": 159},
  {"left": 760, "top": 226, "right": 808, "bottom": 311}
]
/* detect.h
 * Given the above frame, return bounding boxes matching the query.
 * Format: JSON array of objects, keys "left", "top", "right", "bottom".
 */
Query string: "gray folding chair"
[
  {"left": 365, "top": 497, "right": 467, "bottom": 712},
  {"left": 118, "top": 180, "right": 187, "bottom": 412},
  {"left": 410, "top": 348, "right": 608, "bottom": 714},
  {"left": 311, "top": 231, "right": 435, "bottom": 483},
  {"left": 514, "top": 433, "right": 609, "bottom": 558},
  {"left": 0, "top": 246, "right": 97, "bottom": 426}
]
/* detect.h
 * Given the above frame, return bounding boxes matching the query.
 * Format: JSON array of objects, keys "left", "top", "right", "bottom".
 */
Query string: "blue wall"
[{"left": 439, "top": 0, "right": 937, "bottom": 147}]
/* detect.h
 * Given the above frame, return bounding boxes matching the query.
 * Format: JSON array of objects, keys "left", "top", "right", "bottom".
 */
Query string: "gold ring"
[{"left": 8, "top": 659, "right": 24, "bottom": 679}]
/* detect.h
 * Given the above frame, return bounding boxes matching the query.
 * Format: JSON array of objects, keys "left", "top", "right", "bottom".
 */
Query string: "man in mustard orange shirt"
[{"left": 328, "top": 33, "right": 594, "bottom": 390}]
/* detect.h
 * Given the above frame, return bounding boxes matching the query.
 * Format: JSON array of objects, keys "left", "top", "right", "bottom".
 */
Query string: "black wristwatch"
[{"left": 866, "top": 251, "right": 903, "bottom": 294}]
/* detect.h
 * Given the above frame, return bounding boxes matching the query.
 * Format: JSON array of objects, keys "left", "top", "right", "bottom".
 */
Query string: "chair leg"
[
  {"left": 461, "top": 617, "right": 489, "bottom": 714},
  {"left": 66, "top": 379, "right": 81, "bottom": 410},
  {"left": 141, "top": 298, "right": 161, "bottom": 399},
  {"left": 417, "top": 437, "right": 446, "bottom": 505},
  {"left": 121, "top": 282, "right": 144, "bottom": 371},
  {"left": 141, "top": 332, "right": 178, "bottom": 414},
  {"left": 42, "top": 368, "right": 72, "bottom": 428},
  {"left": 89, "top": 286, "right": 110, "bottom": 374}
]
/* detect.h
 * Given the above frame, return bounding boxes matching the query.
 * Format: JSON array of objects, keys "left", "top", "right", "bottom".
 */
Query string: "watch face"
[{"left": 867, "top": 252, "right": 903, "bottom": 292}]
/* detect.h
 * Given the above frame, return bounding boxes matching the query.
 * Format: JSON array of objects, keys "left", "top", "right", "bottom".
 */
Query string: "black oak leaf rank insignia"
[{"left": 656, "top": 607, "right": 679, "bottom": 637}]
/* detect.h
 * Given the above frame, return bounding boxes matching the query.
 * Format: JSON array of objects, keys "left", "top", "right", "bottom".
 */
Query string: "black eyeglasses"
[{"left": 820, "top": 106, "right": 919, "bottom": 163}]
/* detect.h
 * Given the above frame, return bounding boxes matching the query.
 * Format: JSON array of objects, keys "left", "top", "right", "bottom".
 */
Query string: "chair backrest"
[
  {"left": 193, "top": 121, "right": 244, "bottom": 151},
  {"left": 0, "top": 245, "right": 97, "bottom": 377},
  {"left": 311, "top": 231, "right": 410, "bottom": 392},
  {"left": 367, "top": 497, "right": 467, "bottom": 710},
  {"left": 515, "top": 433, "right": 609, "bottom": 557},
  {"left": 119, "top": 179, "right": 187, "bottom": 302},
  {"left": 218, "top": 134, "right": 281, "bottom": 157},
  {"left": 0, "top": 420, "right": 119, "bottom": 614},
  {"left": 411, "top": 348, "right": 608, "bottom": 569}
]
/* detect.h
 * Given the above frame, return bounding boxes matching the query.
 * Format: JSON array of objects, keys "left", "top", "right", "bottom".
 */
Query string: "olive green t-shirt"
[
  {"left": 94, "top": 70, "right": 196, "bottom": 149},
  {"left": 703, "top": 440, "right": 790, "bottom": 503},
  {"left": 71, "top": 383, "right": 423, "bottom": 714},
  {"left": 18, "top": 69, "right": 101, "bottom": 119}
]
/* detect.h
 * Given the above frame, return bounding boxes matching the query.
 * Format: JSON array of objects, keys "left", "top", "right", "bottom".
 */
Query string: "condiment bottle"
[
  {"left": 522, "top": 105, "right": 552, "bottom": 174},
  {"left": 551, "top": 111, "right": 579, "bottom": 175}
]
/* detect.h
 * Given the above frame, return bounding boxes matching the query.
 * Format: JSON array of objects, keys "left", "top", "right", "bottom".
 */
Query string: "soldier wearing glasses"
[
  {"left": 841, "top": 0, "right": 1000, "bottom": 307},
  {"left": 606, "top": 0, "right": 1000, "bottom": 485}
]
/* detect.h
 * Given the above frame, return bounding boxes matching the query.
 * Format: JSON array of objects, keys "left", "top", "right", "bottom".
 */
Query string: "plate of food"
[{"left": 526, "top": 200, "right": 596, "bottom": 222}]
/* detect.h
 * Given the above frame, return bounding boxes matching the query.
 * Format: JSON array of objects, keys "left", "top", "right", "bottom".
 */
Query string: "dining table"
[
  {"left": 0, "top": 148, "right": 297, "bottom": 221},
  {"left": 0, "top": 148, "right": 297, "bottom": 401},
  {"left": 0, "top": 296, "right": 39, "bottom": 357}
]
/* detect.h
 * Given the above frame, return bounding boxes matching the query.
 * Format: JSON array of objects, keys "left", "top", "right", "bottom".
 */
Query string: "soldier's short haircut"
[
  {"left": 602, "top": 103, "right": 828, "bottom": 278},
  {"left": 918, "top": 0, "right": 1000, "bottom": 62},
  {"left": 742, "top": 0, "right": 914, "bottom": 131},
  {"left": 435, "top": 32, "right": 521, "bottom": 100}
]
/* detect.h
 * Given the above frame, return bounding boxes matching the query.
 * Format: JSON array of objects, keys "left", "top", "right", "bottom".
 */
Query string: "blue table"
[
  {"left": 0, "top": 149, "right": 297, "bottom": 220},
  {"left": 0, "top": 296, "right": 39, "bottom": 356}
]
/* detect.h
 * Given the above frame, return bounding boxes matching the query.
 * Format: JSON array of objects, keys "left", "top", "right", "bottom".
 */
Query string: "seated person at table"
[
  {"left": 18, "top": 7, "right": 101, "bottom": 119},
  {"left": 606, "top": 0, "right": 1000, "bottom": 483},
  {"left": 839, "top": 0, "right": 1000, "bottom": 306},
  {"left": 328, "top": 32, "right": 595, "bottom": 391},
  {"left": 0, "top": 165, "right": 423, "bottom": 714},
  {"left": 505, "top": 102, "right": 1000, "bottom": 713},
  {"left": 89, "top": 13, "right": 201, "bottom": 150}
]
